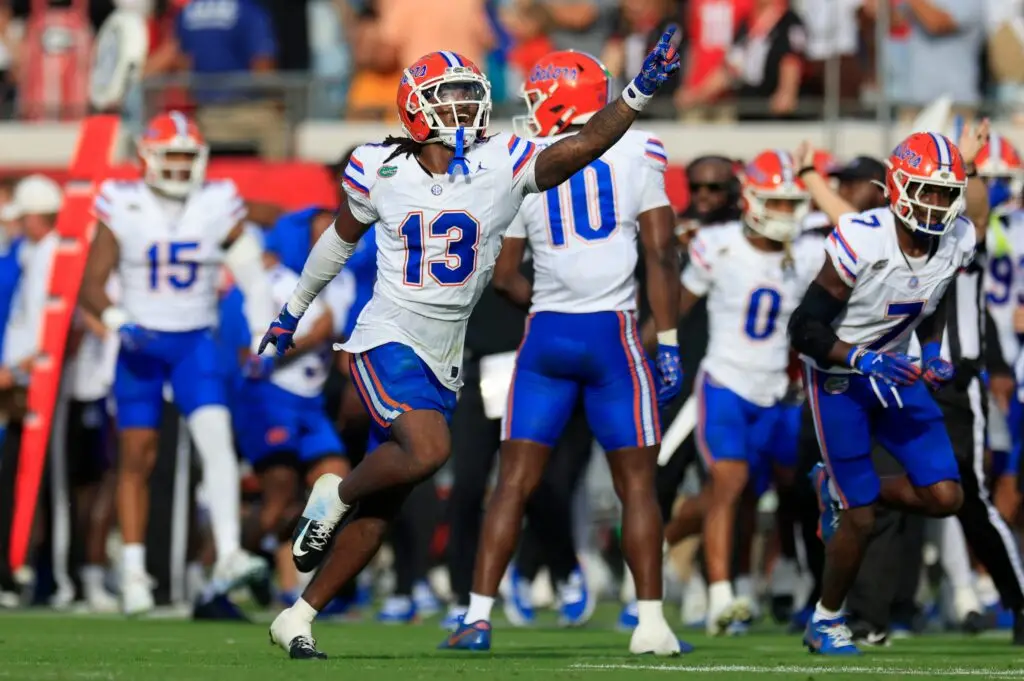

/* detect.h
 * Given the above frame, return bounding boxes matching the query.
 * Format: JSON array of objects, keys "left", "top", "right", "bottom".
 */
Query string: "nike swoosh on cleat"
[{"left": 293, "top": 522, "right": 311, "bottom": 557}]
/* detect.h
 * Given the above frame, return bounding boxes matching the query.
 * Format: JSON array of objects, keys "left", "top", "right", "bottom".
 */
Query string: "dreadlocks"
[{"left": 382, "top": 135, "right": 427, "bottom": 164}]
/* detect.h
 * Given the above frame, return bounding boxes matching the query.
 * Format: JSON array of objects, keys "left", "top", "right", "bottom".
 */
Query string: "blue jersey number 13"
[{"left": 399, "top": 210, "right": 480, "bottom": 287}]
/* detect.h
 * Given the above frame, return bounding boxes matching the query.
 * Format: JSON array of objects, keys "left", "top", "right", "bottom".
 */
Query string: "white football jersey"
[
  {"left": 267, "top": 265, "right": 332, "bottom": 398},
  {"left": 984, "top": 210, "right": 1024, "bottom": 367},
  {"left": 814, "top": 207, "right": 976, "bottom": 373},
  {"left": 683, "top": 222, "right": 823, "bottom": 406},
  {"left": 338, "top": 133, "right": 539, "bottom": 390},
  {"left": 506, "top": 130, "right": 670, "bottom": 314},
  {"left": 94, "top": 179, "right": 245, "bottom": 332}
]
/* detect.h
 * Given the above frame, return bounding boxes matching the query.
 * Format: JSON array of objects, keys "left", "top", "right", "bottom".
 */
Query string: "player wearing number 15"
[
  {"left": 79, "top": 111, "right": 276, "bottom": 618},
  {"left": 444, "top": 50, "right": 686, "bottom": 656},
  {"left": 265, "top": 32, "right": 681, "bottom": 660},
  {"left": 674, "top": 150, "right": 822, "bottom": 636},
  {"left": 788, "top": 130, "right": 984, "bottom": 655}
]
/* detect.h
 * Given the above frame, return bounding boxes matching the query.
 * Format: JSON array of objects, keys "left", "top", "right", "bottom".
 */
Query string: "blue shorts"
[
  {"left": 114, "top": 328, "right": 226, "bottom": 430},
  {"left": 805, "top": 365, "right": 960, "bottom": 509},
  {"left": 235, "top": 381, "right": 345, "bottom": 469},
  {"left": 348, "top": 342, "right": 458, "bottom": 453},
  {"left": 696, "top": 371, "right": 798, "bottom": 494},
  {"left": 503, "top": 311, "right": 660, "bottom": 451}
]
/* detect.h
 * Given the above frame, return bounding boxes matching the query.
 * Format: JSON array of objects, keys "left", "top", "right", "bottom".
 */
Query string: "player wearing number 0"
[
  {"left": 668, "top": 150, "right": 822, "bottom": 636},
  {"left": 261, "top": 33, "right": 681, "bottom": 660},
  {"left": 788, "top": 130, "right": 987, "bottom": 655},
  {"left": 79, "top": 112, "right": 276, "bottom": 617},
  {"left": 439, "top": 50, "right": 686, "bottom": 655}
]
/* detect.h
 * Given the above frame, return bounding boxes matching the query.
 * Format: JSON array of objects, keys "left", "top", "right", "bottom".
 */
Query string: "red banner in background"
[{"left": 0, "top": 163, "right": 692, "bottom": 215}]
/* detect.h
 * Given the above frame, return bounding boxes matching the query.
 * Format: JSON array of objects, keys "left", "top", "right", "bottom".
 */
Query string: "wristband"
[
  {"left": 797, "top": 166, "right": 817, "bottom": 178},
  {"left": 622, "top": 81, "right": 653, "bottom": 112},
  {"left": 100, "top": 306, "right": 130, "bottom": 332},
  {"left": 657, "top": 329, "right": 678, "bottom": 347}
]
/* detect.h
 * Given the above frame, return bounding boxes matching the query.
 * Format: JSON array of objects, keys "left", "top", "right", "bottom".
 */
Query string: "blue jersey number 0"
[
  {"left": 543, "top": 158, "right": 617, "bottom": 246},
  {"left": 399, "top": 211, "right": 480, "bottom": 286},
  {"left": 745, "top": 287, "right": 782, "bottom": 340}
]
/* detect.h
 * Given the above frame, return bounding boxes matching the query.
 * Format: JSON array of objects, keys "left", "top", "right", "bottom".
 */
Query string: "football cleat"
[
  {"left": 501, "top": 566, "right": 535, "bottom": 627},
  {"left": 377, "top": 596, "right": 417, "bottom": 624},
  {"left": 193, "top": 594, "right": 250, "bottom": 622},
  {"left": 438, "top": 620, "right": 491, "bottom": 651},
  {"left": 558, "top": 567, "right": 596, "bottom": 627},
  {"left": 805, "top": 616, "right": 860, "bottom": 656},
  {"left": 292, "top": 474, "right": 348, "bottom": 573},
  {"left": 442, "top": 607, "right": 468, "bottom": 632},
  {"left": 270, "top": 633, "right": 327, "bottom": 660},
  {"left": 618, "top": 601, "right": 639, "bottom": 631},
  {"left": 270, "top": 609, "right": 326, "bottom": 659}
]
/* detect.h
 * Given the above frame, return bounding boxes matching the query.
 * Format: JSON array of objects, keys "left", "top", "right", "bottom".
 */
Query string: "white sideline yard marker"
[{"left": 570, "top": 664, "right": 1024, "bottom": 678}]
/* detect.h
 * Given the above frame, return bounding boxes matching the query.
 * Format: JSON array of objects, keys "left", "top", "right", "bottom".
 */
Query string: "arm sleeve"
[
  {"left": 680, "top": 233, "right": 715, "bottom": 296},
  {"left": 507, "top": 135, "right": 540, "bottom": 197},
  {"left": 638, "top": 136, "right": 670, "bottom": 214}
]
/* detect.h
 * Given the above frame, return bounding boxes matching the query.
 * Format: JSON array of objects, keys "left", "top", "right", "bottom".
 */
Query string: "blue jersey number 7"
[{"left": 868, "top": 301, "right": 925, "bottom": 351}]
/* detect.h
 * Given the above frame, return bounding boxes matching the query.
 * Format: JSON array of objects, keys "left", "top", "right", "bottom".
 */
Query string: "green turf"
[{"left": 1, "top": 608, "right": 1023, "bottom": 681}]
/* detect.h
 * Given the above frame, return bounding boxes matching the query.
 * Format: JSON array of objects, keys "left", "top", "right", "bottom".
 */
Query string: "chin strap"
[{"left": 447, "top": 126, "right": 470, "bottom": 177}]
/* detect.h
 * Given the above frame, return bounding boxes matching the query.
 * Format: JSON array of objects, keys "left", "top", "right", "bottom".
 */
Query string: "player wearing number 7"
[
  {"left": 666, "top": 150, "right": 822, "bottom": 637},
  {"left": 79, "top": 112, "right": 277, "bottom": 617},
  {"left": 262, "top": 33, "right": 681, "bottom": 659},
  {"left": 788, "top": 129, "right": 989, "bottom": 656},
  {"left": 438, "top": 50, "right": 687, "bottom": 656}
]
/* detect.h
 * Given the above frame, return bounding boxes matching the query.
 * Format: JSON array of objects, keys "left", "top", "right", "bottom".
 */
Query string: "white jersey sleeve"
[
  {"left": 638, "top": 135, "right": 671, "bottom": 214},
  {"left": 505, "top": 134, "right": 540, "bottom": 197},
  {"left": 341, "top": 144, "right": 387, "bottom": 225},
  {"left": 825, "top": 212, "right": 880, "bottom": 288},
  {"left": 505, "top": 210, "right": 527, "bottom": 239},
  {"left": 952, "top": 215, "right": 978, "bottom": 269},
  {"left": 681, "top": 228, "right": 726, "bottom": 296},
  {"left": 203, "top": 179, "right": 247, "bottom": 244}
]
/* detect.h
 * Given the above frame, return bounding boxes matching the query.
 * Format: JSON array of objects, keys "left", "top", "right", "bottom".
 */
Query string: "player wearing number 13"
[
  {"left": 788, "top": 130, "right": 986, "bottom": 656},
  {"left": 79, "top": 112, "right": 276, "bottom": 618},
  {"left": 265, "top": 32, "right": 681, "bottom": 660}
]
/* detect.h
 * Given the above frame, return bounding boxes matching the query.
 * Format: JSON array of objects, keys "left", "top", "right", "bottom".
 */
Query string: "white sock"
[
  {"left": 186, "top": 562, "right": 206, "bottom": 602},
  {"left": 941, "top": 517, "right": 973, "bottom": 590},
  {"left": 122, "top": 543, "right": 146, "bottom": 576},
  {"left": 636, "top": 599, "right": 667, "bottom": 627},
  {"left": 813, "top": 600, "right": 842, "bottom": 622},
  {"left": 465, "top": 592, "right": 494, "bottom": 624},
  {"left": 975, "top": 572, "right": 1000, "bottom": 608},
  {"left": 80, "top": 565, "right": 106, "bottom": 595},
  {"left": 708, "top": 580, "right": 734, "bottom": 614},
  {"left": 292, "top": 597, "right": 319, "bottom": 624},
  {"left": 734, "top": 574, "right": 755, "bottom": 600},
  {"left": 187, "top": 406, "right": 242, "bottom": 560}
]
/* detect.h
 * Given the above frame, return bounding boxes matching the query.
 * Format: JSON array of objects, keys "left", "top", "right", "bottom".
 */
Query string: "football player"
[
  {"left": 438, "top": 50, "right": 685, "bottom": 655},
  {"left": 261, "top": 34, "right": 682, "bottom": 659},
  {"left": 661, "top": 150, "right": 823, "bottom": 635},
  {"left": 79, "top": 112, "right": 276, "bottom": 617},
  {"left": 788, "top": 126, "right": 990, "bottom": 655}
]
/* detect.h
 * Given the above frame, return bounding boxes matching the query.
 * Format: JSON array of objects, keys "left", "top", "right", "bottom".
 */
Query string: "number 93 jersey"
[
  {"left": 337, "top": 133, "right": 540, "bottom": 390},
  {"left": 93, "top": 178, "right": 245, "bottom": 332},
  {"left": 683, "top": 222, "right": 823, "bottom": 406},
  {"left": 506, "top": 129, "right": 670, "bottom": 313},
  {"left": 816, "top": 207, "right": 976, "bottom": 373}
]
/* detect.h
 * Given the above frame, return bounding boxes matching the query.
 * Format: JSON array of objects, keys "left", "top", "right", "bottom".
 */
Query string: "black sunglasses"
[{"left": 689, "top": 181, "right": 729, "bottom": 192}]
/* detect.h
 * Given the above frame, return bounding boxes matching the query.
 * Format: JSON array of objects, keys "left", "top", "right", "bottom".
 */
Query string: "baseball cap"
[
  {"left": 829, "top": 156, "right": 886, "bottom": 184},
  {"left": 1, "top": 175, "right": 64, "bottom": 220}
]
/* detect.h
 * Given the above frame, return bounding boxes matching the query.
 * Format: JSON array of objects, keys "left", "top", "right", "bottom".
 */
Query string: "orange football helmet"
[
  {"left": 138, "top": 111, "right": 208, "bottom": 198},
  {"left": 886, "top": 132, "right": 966, "bottom": 236},
  {"left": 741, "top": 150, "right": 810, "bottom": 242},
  {"left": 397, "top": 51, "right": 491, "bottom": 150},
  {"left": 514, "top": 50, "right": 611, "bottom": 138},
  {"left": 976, "top": 132, "right": 1024, "bottom": 215}
]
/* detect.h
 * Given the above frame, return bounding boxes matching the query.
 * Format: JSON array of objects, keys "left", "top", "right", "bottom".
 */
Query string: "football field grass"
[{"left": 2, "top": 607, "right": 1023, "bottom": 681}]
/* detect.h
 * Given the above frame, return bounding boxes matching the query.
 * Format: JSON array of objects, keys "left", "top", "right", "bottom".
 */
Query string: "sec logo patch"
[{"left": 823, "top": 376, "right": 849, "bottom": 395}]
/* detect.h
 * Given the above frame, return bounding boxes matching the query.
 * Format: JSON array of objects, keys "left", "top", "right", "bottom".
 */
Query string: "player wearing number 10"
[
  {"left": 80, "top": 112, "right": 276, "bottom": 617},
  {"left": 788, "top": 130, "right": 984, "bottom": 655},
  {"left": 675, "top": 150, "right": 822, "bottom": 636},
  {"left": 264, "top": 32, "right": 681, "bottom": 659},
  {"left": 442, "top": 50, "right": 686, "bottom": 656}
]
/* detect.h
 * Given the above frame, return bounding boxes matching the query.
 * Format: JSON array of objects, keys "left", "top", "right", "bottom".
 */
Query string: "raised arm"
[{"left": 533, "top": 26, "right": 680, "bottom": 192}]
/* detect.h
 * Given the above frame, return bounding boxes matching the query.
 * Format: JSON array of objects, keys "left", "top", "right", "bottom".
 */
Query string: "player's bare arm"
[
  {"left": 532, "top": 26, "right": 680, "bottom": 192},
  {"left": 788, "top": 259, "right": 856, "bottom": 368},
  {"left": 79, "top": 221, "right": 120, "bottom": 320},
  {"left": 640, "top": 205, "right": 681, "bottom": 336},
  {"left": 492, "top": 236, "right": 532, "bottom": 311},
  {"left": 795, "top": 141, "right": 855, "bottom": 224},
  {"left": 958, "top": 119, "right": 991, "bottom": 234}
]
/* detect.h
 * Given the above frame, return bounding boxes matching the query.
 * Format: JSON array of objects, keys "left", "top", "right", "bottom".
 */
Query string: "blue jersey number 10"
[{"left": 543, "top": 158, "right": 618, "bottom": 246}]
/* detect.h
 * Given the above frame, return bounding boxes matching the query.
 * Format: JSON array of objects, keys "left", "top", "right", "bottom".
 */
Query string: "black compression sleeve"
[{"left": 788, "top": 281, "right": 848, "bottom": 367}]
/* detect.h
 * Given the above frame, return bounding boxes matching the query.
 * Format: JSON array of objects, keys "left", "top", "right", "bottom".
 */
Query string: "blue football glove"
[
  {"left": 655, "top": 343, "right": 682, "bottom": 405},
  {"left": 118, "top": 324, "right": 157, "bottom": 353},
  {"left": 921, "top": 341, "right": 955, "bottom": 390},
  {"left": 632, "top": 25, "right": 681, "bottom": 96},
  {"left": 241, "top": 354, "right": 276, "bottom": 380},
  {"left": 849, "top": 347, "right": 921, "bottom": 386},
  {"left": 259, "top": 306, "right": 300, "bottom": 357}
]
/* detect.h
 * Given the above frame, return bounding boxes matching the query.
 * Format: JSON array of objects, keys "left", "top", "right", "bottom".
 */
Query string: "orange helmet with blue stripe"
[
  {"left": 396, "top": 51, "right": 492, "bottom": 150},
  {"left": 976, "top": 132, "right": 1024, "bottom": 215},
  {"left": 741, "top": 150, "right": 810, "bottom": 242},
  {"left": 886, "top": 132, "right": 967, "bottom": 236},
  {"left": 515, "top": 50, "right": 611, "bottom": 138},
  {"left": 138, "top": 110, "right": 209, "bottom": 198}
]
